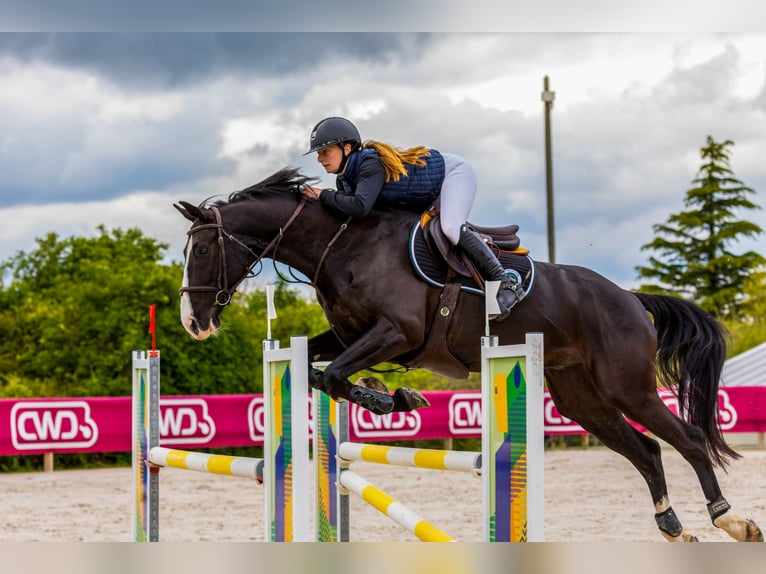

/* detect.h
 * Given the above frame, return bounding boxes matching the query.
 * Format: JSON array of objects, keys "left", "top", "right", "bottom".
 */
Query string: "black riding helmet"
[{"left": 304, "top": 117, "right": 362, "bottom": 155}]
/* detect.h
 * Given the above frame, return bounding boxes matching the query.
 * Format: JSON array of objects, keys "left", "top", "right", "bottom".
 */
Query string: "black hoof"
[
  {"left": 354, "top": 376, "right": 390, "bottom": 394},
  {"left": 393, "top": 387, "right": 431, "bottom": 411},
  {"left": 349, "top": 385, "right": 395, "bottom": 415}
]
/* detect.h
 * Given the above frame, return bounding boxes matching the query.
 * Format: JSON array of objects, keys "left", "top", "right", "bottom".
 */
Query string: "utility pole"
[{"left": 541, "top": 75, "right": 556, "bottom": 263}]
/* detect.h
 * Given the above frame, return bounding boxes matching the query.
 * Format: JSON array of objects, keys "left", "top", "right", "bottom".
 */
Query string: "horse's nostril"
[{"left": 190, "top": 319, "right": 200, "bottom": 335}]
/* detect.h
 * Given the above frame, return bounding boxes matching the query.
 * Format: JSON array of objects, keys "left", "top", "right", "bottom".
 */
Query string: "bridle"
[{"left": 179, "top": 200, "right": 306, "bottom": 306}]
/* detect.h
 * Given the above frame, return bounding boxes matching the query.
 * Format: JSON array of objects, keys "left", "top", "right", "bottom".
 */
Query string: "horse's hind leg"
[
  {"left": 547, "top": 369, "right": 700, "bottom": 542},
  {"left": 619, "top": 389, "right": 763, "bottom": 542}
]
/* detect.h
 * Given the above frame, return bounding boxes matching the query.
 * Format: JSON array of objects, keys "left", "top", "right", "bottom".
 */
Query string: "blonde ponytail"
[{"left": 362, "top": 140, "right": 431, "bottom": 183}]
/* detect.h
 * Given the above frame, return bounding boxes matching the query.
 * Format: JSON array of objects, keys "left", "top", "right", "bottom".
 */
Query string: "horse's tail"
[{"left": 633, "top": 292, "right": 739, "bottom": 467}]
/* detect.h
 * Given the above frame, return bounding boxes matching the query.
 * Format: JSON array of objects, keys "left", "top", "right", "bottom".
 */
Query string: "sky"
[{"left": 1, "top": 30, "right": 765, "bottom": 292}]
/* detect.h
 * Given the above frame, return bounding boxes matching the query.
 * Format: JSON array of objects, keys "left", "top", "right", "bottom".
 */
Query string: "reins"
[
  {"left": 179, "top": 195, "right": 353, "bottom": 306},
  {"left": 179, "top": 199, "right": 306, "bottom": 305},
  {"left": 312, "top": 216, "right": 353, "bottom": 287}
]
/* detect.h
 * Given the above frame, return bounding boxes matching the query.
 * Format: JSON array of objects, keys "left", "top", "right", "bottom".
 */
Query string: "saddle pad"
[{"left": 408, "top": 221, "right": 536, "bottom": 297}]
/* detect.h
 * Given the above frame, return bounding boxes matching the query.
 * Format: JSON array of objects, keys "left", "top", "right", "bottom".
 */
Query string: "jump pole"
[
  {"left": 131, "top": 335, "right": 311, "bottom": 542},
  {"left": 313, "top": 331, "right": 544, "bottom": 542}
]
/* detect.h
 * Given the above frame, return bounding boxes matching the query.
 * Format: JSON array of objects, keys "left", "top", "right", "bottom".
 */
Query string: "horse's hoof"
[
  {"left": 349, "top": 385, "right": 394, "bottom": 415},
  {"left": 745, "top": 519, "right": 763, "bottom": 542},
  {"left": 393, "top": 387, "right": 431, "bottom": 411},
  {"left": 661, "top": 532, "right": 699, "bottom": 542},
  {"left": 354, "top": 376, "right": 390, "bottom": 394}
]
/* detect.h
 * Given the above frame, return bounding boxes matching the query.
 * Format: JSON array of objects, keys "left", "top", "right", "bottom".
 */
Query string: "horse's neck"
[{"left": 239, "top": 200, "right": 353, "bottom": 279}]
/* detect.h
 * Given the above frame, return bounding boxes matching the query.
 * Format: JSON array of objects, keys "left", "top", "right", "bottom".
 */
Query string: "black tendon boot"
[{"left": 458, "top": 224, "right": 524, "bottom": 320}]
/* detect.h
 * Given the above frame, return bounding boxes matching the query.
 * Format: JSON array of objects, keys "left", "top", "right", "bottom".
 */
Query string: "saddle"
[
  {"left": 402, "top": 211, "right": 536, "bottom": 379},
  {"left": 420, "top": 210, "right": 524, "bottom": 285}
]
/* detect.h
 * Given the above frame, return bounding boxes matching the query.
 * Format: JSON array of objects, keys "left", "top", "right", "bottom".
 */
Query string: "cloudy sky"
[{"left": 1, "top": 31, "right": 765, "bottom": 291}]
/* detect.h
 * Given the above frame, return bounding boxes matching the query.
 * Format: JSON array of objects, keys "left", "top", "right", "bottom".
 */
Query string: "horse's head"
[
  {"left": 174, "top": 168, "right": 316, "bottom": 340},
  {"left": 174, "top": 200, "right": 257, "bottom": 340}
]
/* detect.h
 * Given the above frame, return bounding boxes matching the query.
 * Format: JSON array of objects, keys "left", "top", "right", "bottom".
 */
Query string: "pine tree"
[{"left": 636, "top": 136, "right": 765, "bottom": 318}]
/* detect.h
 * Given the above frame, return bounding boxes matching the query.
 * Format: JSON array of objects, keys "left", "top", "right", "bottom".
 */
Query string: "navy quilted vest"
[{"left": 339, "top": 148, "right": 446, "bottom": 210}]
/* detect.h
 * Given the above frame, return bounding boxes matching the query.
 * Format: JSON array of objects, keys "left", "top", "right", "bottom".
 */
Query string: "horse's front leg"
[
  {"left": 311, "top": 321, "right": 429, "bottom": 415},
  {"left": 307, "top": 328, "right": 346, "bottom": 363},
  {"left": 306, "top": 328, "right": 347, "bottom": 401}
]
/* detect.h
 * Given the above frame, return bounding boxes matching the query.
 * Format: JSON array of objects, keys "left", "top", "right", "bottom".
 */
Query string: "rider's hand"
[{"left": 302, "top": 186, "right": 323, "bottom": 200}]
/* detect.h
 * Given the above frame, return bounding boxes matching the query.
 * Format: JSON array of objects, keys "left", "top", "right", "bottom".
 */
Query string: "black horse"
[{"left": 175, "top": 167, "right": 762, "bottom": 542}]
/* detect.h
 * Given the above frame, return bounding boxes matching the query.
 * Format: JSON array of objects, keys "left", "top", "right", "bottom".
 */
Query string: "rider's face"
[{"left": 316, "top": 144, "right": 350, "bottom": 174}]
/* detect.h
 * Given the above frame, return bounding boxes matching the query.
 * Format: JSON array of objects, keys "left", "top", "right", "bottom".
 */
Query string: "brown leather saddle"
[
  {"left": 401, "top": 211, "right": 536, "bottom": 379},
  {"left": 419, "top": 210, "right": 524, "bottom": 286},
  {"left": 409, "top": 211, "right": 534, "bottom": 296}
]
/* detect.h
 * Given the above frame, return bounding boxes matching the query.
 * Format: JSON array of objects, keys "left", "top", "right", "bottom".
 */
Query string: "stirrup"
[{"left": 490, "top": 279, "right": 525, "bottom": 321}]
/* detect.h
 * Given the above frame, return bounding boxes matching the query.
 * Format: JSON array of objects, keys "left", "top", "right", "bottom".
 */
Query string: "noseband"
[{"left": 179, "top": 200, "right": 306, "bottom": 306}]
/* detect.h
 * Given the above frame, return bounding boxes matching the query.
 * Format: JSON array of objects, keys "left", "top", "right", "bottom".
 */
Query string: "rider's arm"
[{"left": 319, "top": 155, "right": 385, "bottom": 217}]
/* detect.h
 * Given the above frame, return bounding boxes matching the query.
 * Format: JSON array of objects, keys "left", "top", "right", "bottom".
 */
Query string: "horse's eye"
[{"left": 196, "top": 246, "right": 208, "bottom": 256}]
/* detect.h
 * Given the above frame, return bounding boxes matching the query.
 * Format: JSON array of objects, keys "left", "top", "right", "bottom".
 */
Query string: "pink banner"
[{"left": 1, "top": 387, "right": 764, "bottom": 455}]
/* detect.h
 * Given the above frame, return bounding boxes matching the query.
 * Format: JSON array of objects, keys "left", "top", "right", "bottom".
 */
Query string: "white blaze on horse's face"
[{"left": 180, "top": 235, "right": 215, "bottom": 340}]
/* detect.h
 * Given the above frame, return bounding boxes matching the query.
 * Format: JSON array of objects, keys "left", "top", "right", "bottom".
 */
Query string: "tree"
[
  {"left": 722, "top": 274, "right": 766, "bottom": 356},
  {"left": 0, "top": 227, "right": 266, "bottom": 397},
  {"left": 636, "top": 136, "right": 765, "bottom": 319}
]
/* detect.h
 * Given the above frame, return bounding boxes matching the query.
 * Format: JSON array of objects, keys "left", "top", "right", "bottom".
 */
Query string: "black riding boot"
[{"left": 458, "top": 224, "right": 524, "bottom": 321}]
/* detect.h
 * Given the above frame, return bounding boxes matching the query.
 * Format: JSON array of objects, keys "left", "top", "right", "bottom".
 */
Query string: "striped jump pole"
[
  {"left": 339, "top": 469, "right": 455, "bottom": 542},
  {"left": 147, "top": 447, "right": 263, "bottom": 481},
  {"left": 312, "top": 331, "right": 544, "bottom": 542},
  {"left": 131, "top": 336, "right": 311, "bottom": 542},
  {"left": 338, "top": 443, "right": 480, "bottom": 475},
  {"left": 313, "top": 392, "right": 457, "bottom": 542}
]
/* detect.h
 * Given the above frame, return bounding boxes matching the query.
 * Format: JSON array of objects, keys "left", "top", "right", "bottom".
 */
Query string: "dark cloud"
[
  {"left": 0, "top": 110, "right": 232, "bottom": 205},
  {"left": 1, "top": 0, "right": 439, "bottom": 32},
  {"left": 0, "top": 33, "right": 432, "bottom": 90}
]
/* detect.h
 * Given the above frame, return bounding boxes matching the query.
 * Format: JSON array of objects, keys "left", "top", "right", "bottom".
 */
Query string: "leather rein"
[{"left": 178, "top": 198, "right": 349, "bottom": 305}]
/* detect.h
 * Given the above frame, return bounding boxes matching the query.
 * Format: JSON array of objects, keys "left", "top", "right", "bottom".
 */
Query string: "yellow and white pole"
[
  {"left": 148, "top": 447, "right": 263, "bottom": 481},
  {"left": 338, "top": 469, "right": 455, "bottom": 542}
]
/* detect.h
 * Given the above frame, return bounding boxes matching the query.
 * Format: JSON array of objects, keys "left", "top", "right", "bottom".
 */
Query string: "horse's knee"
[
  {"left": 308, "top": 368, "right": 328, "bottom": 393},
  {"left": 310, "top": 368, "right": 346, "bottom": 400}
]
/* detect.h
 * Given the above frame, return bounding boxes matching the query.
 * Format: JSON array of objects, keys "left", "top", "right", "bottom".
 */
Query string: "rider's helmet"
[{"left": 304, "top": 117, "right": 362, "bottom": 155}]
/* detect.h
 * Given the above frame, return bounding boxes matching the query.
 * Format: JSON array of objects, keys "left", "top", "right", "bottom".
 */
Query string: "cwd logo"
[
  {"left": 11, "top": 401, "right": 98, "bottom": 450},
  {"left": 247, "top": 397, "right": 265, "bottom": 442},
  {"left": 351, "top": 406, "right": 421, "bottom": 439},
  {"left": 159, "top": 398, "right": 216, "bottom": 445},
  {"left": 655, "top": 388, "right": 738, "bottom": 431},
  {"left": 449, "top": 393, "right": 482, "bottom": 435},
  {"left": 716, "top": 390, "right": 738, "bottom": 431}
]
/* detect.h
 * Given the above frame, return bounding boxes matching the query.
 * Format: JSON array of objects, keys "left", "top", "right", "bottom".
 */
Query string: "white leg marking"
[
  {"left": 713, "top": 510, "right": 763, "bottom": 542},
  {"left": 654, "top": 496, "right": 671, "bottom": 514},
  {"left": 180, "top": 239, "right": 195, "bottom": 335}
]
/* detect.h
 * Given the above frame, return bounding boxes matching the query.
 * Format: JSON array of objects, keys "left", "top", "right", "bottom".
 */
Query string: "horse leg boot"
[{"left": 458, "top": 224, "right": 523, "bottom": 321}]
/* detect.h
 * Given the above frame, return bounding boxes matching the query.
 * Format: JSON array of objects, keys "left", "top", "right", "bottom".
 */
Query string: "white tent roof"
[{"left": 720, "top": 341, "right": 766, "bottom": 387}]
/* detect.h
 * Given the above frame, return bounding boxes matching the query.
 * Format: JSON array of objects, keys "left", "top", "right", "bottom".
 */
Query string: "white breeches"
[{"left": 439, "top": 153, "right": 477, "bottom": 245}]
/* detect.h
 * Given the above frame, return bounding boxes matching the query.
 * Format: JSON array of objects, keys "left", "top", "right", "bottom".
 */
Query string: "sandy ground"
[{"left": 2, "top": 447, "right": 764, "bottom": 543}]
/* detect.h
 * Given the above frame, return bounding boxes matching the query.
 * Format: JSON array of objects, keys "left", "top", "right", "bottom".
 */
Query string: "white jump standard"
[
  {"left": 131, "top": 337, "right": 311, "bottom": 542},
  {"left": 313, "top": 332, "right": 545, "bottom": 542}
]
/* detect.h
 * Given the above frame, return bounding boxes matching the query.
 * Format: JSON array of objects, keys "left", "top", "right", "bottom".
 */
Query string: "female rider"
[{"left": 301, "top": 116, "right": 522, "bottom": 320}]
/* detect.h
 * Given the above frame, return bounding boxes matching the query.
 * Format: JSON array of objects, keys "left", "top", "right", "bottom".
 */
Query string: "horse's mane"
[{"left": 206, "top": 167, "right": 319, "bottom": 207}]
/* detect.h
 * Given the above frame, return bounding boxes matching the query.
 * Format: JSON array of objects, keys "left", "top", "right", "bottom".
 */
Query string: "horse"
[{"left": 175, "top": 166, "right": 762, "bottom": 542}]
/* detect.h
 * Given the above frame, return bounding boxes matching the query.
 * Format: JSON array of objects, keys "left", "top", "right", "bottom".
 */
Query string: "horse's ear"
[{"left": 174, "top": 201, "right": 206, "bottom": 222}]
